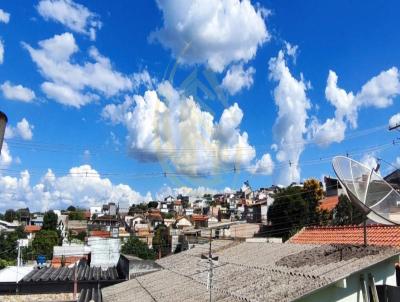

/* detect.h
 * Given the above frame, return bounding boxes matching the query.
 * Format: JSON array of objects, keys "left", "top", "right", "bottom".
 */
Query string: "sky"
[{"left": 0, "top": 0, "right": 399, "bottom": 212}]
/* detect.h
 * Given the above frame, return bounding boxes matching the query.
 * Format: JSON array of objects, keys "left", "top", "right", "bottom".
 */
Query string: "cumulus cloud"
[
  {"left": 311, "top": 68, "right": 400, "bottom": 146},
  {"left": 0, "top": 39, "right": 4, "bottom": 64},
  {"left": 102, "top": 81, "right": 267, "bottom": 175},
  {"left": 269, "top": 50, "right": 310, "bottom": 185},
  {"left": 37, "top": 0, "right": 101, "bottom": 40},
  {"left": 156, "top": 185, "right": 226, "bottom": 200},
  {"left": 389, "top": 113, "right": 400, "bottom": 129},
  {"left": 132, "top": 69, "right": 157, "bottom": 91},
  {"left": 1, "top": 81, "right": 36, "bottom": 102},
  {"left": 0, "top": 142, "right": 12, "bottom": 167},
  {"left": 360, "top": 153, "right": 379, "bottom": 172},
  {"left": 150, "top": 0, "right": 269, "bottom": 72},
  {"left": 24, "top": 33, "right": 132, "bottom": 108},
  {"left": 0, "top": 165, "right": 152, "bottom": 212},
  {"left": 248, "top": 153, "right": 274, "bottom": 175},
  {"left": 5, "top": 118, "right": 34, "bottom": 141},
  {"left": 221, "top": 64, "right": 255, "bottom": 95},
  {"left": 0, "top": 8, "right": 10, "bottom": 24}
]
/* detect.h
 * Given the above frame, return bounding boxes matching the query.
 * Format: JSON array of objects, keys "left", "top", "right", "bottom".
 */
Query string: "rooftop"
[
  {"left": 318, "top": 195, "right": 339, "bottom": 212},
  {"left": 102, "top": 240, "right": 399, "bottom": 302},
  {"left": 24, "top": 225, "right": 41, "bottom": 233},
  {"left": 289, "top": 224, "right": 400, "bottom": 247}
]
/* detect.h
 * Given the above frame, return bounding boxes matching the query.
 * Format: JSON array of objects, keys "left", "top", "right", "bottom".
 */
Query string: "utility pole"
[
  {"left": 16, "top": 240, "right": 21, "bottom": 294},
  {"left": 73, "top": 264, "right": 77, "bottom": 300},
  {"left": 208, "top": 232, "right": 213, "bottom": 302}
]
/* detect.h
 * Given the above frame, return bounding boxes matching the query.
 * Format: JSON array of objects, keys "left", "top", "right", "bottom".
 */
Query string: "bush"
[{"left": 121, "top": 237, "right": 156, "bottom": 260}]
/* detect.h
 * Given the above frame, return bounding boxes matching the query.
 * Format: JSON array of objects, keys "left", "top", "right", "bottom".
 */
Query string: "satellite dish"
[{"left": 332, "top": 156, "right": 400, "bottom": 225}]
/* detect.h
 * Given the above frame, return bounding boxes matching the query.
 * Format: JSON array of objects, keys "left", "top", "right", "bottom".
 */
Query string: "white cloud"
[
  {"left": 156, "top": 185, "right": 220, "bottom": 200},
  {"left": 24, "top": 33, "right": 132, "bottom": 108},
  {"left": 0, "top": 39, "right": 4, "bottom": 64},
  {"left": 150, "top": 0, "right": 269, "bottom": 72},
  {"left": 311, "top": 68, "right": 400, "bottom": 146},
  {"left": 37, "top": 0, "right": 101, "bottom": 40},
  {"left": 284, "top": 42, "right": 298, "bottom": 63},
  {"left": 268, "top": 50, "right": 310, "bottom": 185},
  {"left": 1, "top": 81, "right": 36, "bottom": 102},
  {"left": 221, "top": 64, "right": 255, "bottom": 95},
  {"left": 394, "top": 157, "right": 400, "bottom": 168},
  {"left": 389, "top": 113, "right": 400, "bottom": 129},
  {"left": 0, "top": 165, "right": 152, "bottom": 212},
  {"left": 5, "top": 118, "right": 34, "bottom": 141},
  {"left": 103, "top": 81, "right": 258, "bottom": 175},
  {"left": 0, "top": 9, "right": 10, "bottom": 24},
  {"left": 360, "top": 153, "right": 379, "bottom": 172},
  {"left": 0, "top": 142, "right": 12, "bottom": 167},
  {"left": 249, "top": 153, "right": 274, "bottom": 175},
  {"left": 132, "top": 69, "right": 157, "bottom": 91}
]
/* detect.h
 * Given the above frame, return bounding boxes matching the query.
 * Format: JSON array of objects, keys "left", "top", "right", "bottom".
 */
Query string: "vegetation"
[
  {"left": 128, "top": 203, "right": 148, "bottom": 215},
  {"left": 31, "top": 230, "right": 59, "bottom": 260},
  {"left": 152, "top": 224, "right": 170, "bottom": 257},
  {"left": 4, "top": 209, "right": 20, "bottom": 222},
  {"left": 332, "top": 194, "right": 364, "bottom": 226},
  {"left": 121, "top": 236, "right": 156, "bottom": 260},
  {"left": 43, "top": 210, "right": 58, "bottom": 231},
  {"left": 68, "top": 211, "right": 85, "bottom": 220}
]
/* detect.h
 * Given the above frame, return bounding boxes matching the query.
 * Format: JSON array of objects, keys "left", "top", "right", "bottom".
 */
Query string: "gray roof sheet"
[{"left": 102, "top": 241, "right": 399, "bottom": 302}]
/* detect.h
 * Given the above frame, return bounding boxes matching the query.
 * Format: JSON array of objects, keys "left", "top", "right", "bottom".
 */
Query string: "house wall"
[{"left": 297, "top": 256, "right": 398, "bottom": 302}]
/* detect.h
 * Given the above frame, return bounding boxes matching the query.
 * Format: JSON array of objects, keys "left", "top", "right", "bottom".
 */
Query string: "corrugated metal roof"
[{"left": 0, "top": 266, "right": 34, "bottom": 282}]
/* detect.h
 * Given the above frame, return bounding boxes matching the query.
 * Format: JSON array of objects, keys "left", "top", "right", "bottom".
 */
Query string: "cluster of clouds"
[
  {"left": 267, "top": 48, "right": 400, "bottom": 185},
  {"left": 0, "top": 165, "right": 152, "bottom": 212},
  {"left": 1, "top": 81, "right": 36, "bottom": 102},
  {"left": 24, "top": 32, "right": 132, "bottom": 108},
  {"left": 0, "top": 8, "right": 10, "bottom": 64},
  {"left": 103, "top": 81, "right": 273, "bottom": 175},
  {"left": 155, "top": 185, "right": 233, "bottom": 201},
  {"left": 151, "top": 0, "right": 269, "bottom": 95},
  {"left": 36, "top": 0, "right": 101, "bottom": 41},
  {"left": 1, "top": 118, "right": 34, "bottom": 167}
]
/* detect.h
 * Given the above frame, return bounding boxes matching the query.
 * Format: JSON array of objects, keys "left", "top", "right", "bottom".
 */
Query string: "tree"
[
  {"left": 121, "top": 237, "right": 156, "bottom": 260},
  {"left": 68, "top": 211, "right": 85, "bottom": 220},
  {"left": 152, "top": 224, "right": 169, "bottom": 257},
  {"left": 32, "top": 230, "right": 59, "bottom": 259},
  {"left": 332, "top": 194, "right": 364, "bottom": 226},
  {"left": 268, "top": 186, "right": 308, "bottom": 240},
  {"left": 4, "top": 209, "right": 19, "bottom": 222},
  {"left": 67, "top": 205, "right": 76, "bottom": 212},
  {"left": 128, "top": 204, "right": 148, "bottom": 215},
  {"left": 43, "top": 210, "right": 58, "bottom": 231},
  {"left": 147, "top": 201, "right": 159, "bottom": 209},
  {"left": 302, "top": 178, "right": 325, "bottom": 225}
]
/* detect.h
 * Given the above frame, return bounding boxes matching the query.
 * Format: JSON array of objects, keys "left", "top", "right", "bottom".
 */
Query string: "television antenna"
[{"left": 332, "top": 156, "right": 400, "bottom": 226}]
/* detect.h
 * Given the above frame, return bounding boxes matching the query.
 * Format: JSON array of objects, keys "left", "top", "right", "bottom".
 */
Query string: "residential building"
[
  {"left": 88, "top": 237, "right": 120, "bottom": 268},
  {"left": 102, "top": 240, "right": 400, "bottom": 302},
  {"left": 175, "top": 216, "right": 192, "bottom": 230},
  {"left": 30, "top": 214, "right": 43, "bottom": 227},
  {"left": 0, "top": 219, "right": 19, "bottom": 233},
  {"left": 24, "top": 225, "right": 41, "bottom": 240}
]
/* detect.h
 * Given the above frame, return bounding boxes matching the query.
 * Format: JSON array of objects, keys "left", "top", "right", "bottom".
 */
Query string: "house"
[
  {"left": 175, "top": 216, "right": 192, "bottom": 230},
  {"left": 324, "top": 176, "right": 343, "bottom": 196},
  {"left": 191, "top": 214, "right": 208, "bottom": 228},
  {"left": 0, "top": 219, "right": 19, "bottom": 233},
  {"left": 159, "top": 201, "right": 171, "bottom": 214},
  {"left": 145, "top": 210, "right": 163, "bottom": 228},
  {"left": 184, "top": 207, "right": 194, "bottom": 216},
  {"left": 164, "top": 195, "right": 175, "bottom": 203},
  {"left": 88, "top": 237, "right": 120, "bottom": 268},
  {"left": 384, "top": 169, "right": 400, "bottom": 191},
  {"left": 102, "top": 240, "right": 400, "bottom": 302},
  {"left": 318, "top": 195, "right": 339, "bottom": 213},
  {"left": 30, "top": 214, "right": 43, "bottom": 227},
  {"left": 243, "top": 200, "right": 268, "bottom": 223},
  {"left": 163, "top": 218, "right": 176, "bottom": 227},
  {"left": 173, "top": 200, "right": 183, "bottom": 214},
  {"left": 102, "top": 202, "right": 117, "bottom": 216},
  {"left": 24, "top": 225, "right": 41, "bottom": 240},
  {"left": 51, "top": 244, "right": 90, "bottom": 267},
  {"left": 68, "top": 220, "right": 88, "bottom": 236},
  {"left": 90, "top": 206, "right": 102, "bottom": 218}
]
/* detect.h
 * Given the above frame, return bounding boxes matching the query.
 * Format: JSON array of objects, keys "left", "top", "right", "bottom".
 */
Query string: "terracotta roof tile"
[
  {"left": 24, "top": 225, "right": 41, "bottom": 233},
  {"left": 289, "top": 224, "right": 400, "bottom": 247},
  {"left": 90, "top": 230, "right": 110, "bottom": 238},
  {"left": 318, "top": 195, "right": 339, "bottom": 212}
]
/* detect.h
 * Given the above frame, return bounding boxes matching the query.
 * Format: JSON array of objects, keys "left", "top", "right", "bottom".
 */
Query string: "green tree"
[
  {"left": 68, "top": 211, "right": 85, "bottom": 220},
  {"left": 302, "top": 178, "right": 325, "bottom": 225},
  {"left": 4, "top": 209, "right": 19, "bottom": 222},
  {"left": 32, "top": 230, "right": 59, "bottom": 259},
  {"left": 152, "top": 225, "right": 169, "bottom": 257},
  {"left": 67, "top": 205, "right": 76, "bottom": 212},
  {"left": 147, "top": 201, "right": 159, "bottom": 209},
  {"left": 267, "top": 186, "right": 308, "bottom": 241},
  {"left": 43, "top": 210, "right": 58, "bottom": 231},
  {"left": 0, "top": 232, "right": 18, "bottom": 261},
  {"left": 332, "top": 194, "right": 364, "bottom": 225},
  {"left": 121, "top": 237, "right": 156, "bottom": 260}
]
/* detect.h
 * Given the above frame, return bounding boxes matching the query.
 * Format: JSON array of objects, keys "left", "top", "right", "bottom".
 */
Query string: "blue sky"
[{"left": 0, "top": 0, "right": 399, "bottom": 211}]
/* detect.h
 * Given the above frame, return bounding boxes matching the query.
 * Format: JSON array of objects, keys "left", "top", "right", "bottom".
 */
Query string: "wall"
[{"left": 297, "top": 256, "right": 398, "bottom": 302}]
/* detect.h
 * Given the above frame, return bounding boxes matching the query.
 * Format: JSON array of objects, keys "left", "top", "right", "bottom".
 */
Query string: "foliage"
[
  {"left": 332, "top": 194, "right": 364, "bottom": 226},
  {"left": 32, "top": 230, "right": 59, "bottom": 259},
  {"left": 0, "top": 232, "right": 18, "bottom": 261},
  {"left": 67, "top": 206, "right": 76, "bottom": 212},
  {"left": 128, "top": 203, "right": 148, "bottom": 215},
  {"left": 147, "top": 201, "right": 159, "bottom": 209},
  {"left": 68, "top": 211, "right": 85, "bottom": 220},
  {"left": 43, "top": 210, "right": 58, "bottom": 231},
  {"left": 4, "top": 209, "right": 20, "bottom": 222},
  {"left": 162, "top": 212, "right": 175, "bottom": 219},
  {"left": 0, "top": 259, "right": 15, "bottom": 269},
  {"left": 302, "top": 178, "right": 325, "bottom": 225},
  {"left": 152, "top": 224, "right": 170, "bottom": 256},
  {"left": 121, "top": 236, "right": 156, "bottom": 260}
]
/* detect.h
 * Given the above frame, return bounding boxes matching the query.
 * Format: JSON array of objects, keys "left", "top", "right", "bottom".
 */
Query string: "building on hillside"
[
  {"left": 184, "top": 207, "right": 194, "bottom": 216},
  {"left": 0, "top": 219, "right": 19, "bottom": 233},
  {"left": 175, "top": 216, "right": 192, "bottom": 230},
  {"left": 90, "top": 206, "right": 102, "bottom": 218},
  {"left": 145, "top": 211, "right": 163, "bottom": 228},
  {"left": 102, "top": 240, "right": 400, "bottom": 302},
  {"left": 24, "top": 225, "right": 41, "bottom": 240},
  {"left": 164, "top": 195, "right": 175, "bottom": 203},
  {"left": 244, "top": 200, "right": 268, "bottom": 224},
  {"left": 318, "top": 195, "right": 339, "bottom": 213},
  {"left": 88, "top": 237, "right": 120, "bottom": 268},
  {"left": 17, "top": 208, "right": 30, "bottom": 226},
  {"left": 52, "top": 244, "right": 90, "bottom": 267},
  {"left": 173, "top": 200, "right": 183, "bottom": 214},
  {"left": 30, "top": 214, "right": 43, "bottom": 227},
  {"left": 324, "top": 176, "right": 343, "bottom": 196},
  {"left": 68, "top": 220, "right": 88, "bottom": 236},
  {"left": 191, "top": 215, "right": 208, "bottom": 228},
  {"left": 102, "top": 202, "right": 117, "bottom": 216}
]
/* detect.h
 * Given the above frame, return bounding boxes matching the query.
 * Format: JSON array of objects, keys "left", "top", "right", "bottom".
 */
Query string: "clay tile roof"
[
  {"left": 289, "top": 224, "right": 400, "bottom": 247},
  {"left": 318, "top": 195, "right": 339, "bottom": 212},
  {"left": 24, "top": 225, "right": 41, "bottom": 233},
  {"left": 192, "top": 215, "right": 208, "bottom": 222},
  {"left": 90, "top": 230, "right": 110, "bottom": 238}
]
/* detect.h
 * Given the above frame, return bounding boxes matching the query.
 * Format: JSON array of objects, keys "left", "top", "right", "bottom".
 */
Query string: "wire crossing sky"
[{"left": 0, "top": 0, "right": 399, "bottom": 211}]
